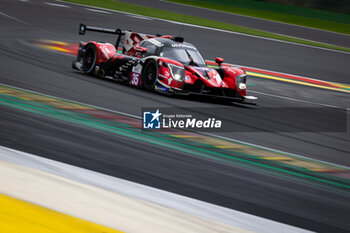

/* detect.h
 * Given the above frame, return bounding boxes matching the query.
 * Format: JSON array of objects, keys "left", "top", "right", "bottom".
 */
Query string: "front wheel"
[
  {"left": 142, "top": 60, "right": 158, "bottom": 90},
  {"left": 82, "top": 44, "right": 96, "bottom": 75}
]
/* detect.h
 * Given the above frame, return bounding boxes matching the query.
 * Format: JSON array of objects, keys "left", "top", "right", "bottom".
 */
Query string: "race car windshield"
[{"left": 160, "top": 47, "right": 206, "bottom": 67}]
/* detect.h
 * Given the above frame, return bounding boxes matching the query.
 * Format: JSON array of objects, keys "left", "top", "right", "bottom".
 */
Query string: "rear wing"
[
  {"left": 79, "top": 23, "right": 125, "bottom": 49},
  {"left": 78, "top": 23, "right": 154, "bottom": 54}
]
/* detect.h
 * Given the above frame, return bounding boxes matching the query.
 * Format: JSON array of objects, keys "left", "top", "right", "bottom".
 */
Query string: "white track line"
[
  {"left": 160, "top": 20, "right": 350, "bottom": 55},
  {"left": 0, "top": 146, "right": 312, "bottom": 233},
  {"left": 0, "top": 11, "right": 32, "bottom": 25},
  {"left": 249, "top": 90, "right": 343, "bottom": 109},
  {"left": 1, "top": 159, "right": 247, "bottom": 233},
  {"left": 85, "top": 8, "right": 111, "bottom": 14},
  {"left": 127, "top": 14, "right": 152, "bottom": 20},
  {"left": 1, "top": 82, "right": 348, "bottom": 169},
  {"left": 0, "top": 12, "right": 60, "bottom": 36},
  {"left": 44, "top": 2, "right": 70, "bottom": 8},
  {"left": 160, "top": 0, "right": 350, "bottom": 37},
  {"left": 59, "top": 1, "right": 350, "bottom": 55}
]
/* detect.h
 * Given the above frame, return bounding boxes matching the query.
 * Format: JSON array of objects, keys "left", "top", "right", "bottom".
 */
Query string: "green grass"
[
  {"left": 63, "top": 0, "right": 350, "bottom": 53},
  {"left": 167, "top": 0, "right": 350, "bottom": 34}
]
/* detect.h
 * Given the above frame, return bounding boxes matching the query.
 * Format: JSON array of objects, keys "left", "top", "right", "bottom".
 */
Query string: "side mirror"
[
  {"left": 135, "top": 46, "right": 148, "bottom": 54},
  {"left": 79, "top": 23, "right": 86, "bottom": 35},
  {"left": 215, "top": 57, "right": 224, "bottom": 66}
]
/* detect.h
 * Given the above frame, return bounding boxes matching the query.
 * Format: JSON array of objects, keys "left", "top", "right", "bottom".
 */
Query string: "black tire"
[
  {"left": 82, "top": 44, "right": 96, "bottom": 75},
  {"left": 142, "top": 60, "right": 158, "bottom": 90}
]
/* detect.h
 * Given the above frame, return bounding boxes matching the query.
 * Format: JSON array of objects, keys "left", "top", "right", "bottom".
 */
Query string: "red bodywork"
[
  {"left": 80, "top": 39, "right": 247, "bottom": 98},
  {"left": 83, "top": 41, "right": 119, "bottom": 64},
  {"left": 156, "top": 58, "right": 247, "bottom": 97}
]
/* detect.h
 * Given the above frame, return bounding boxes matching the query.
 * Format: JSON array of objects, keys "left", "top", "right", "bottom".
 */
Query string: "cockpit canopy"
[{"left": 139, "top": 38, "right": 206, "bottom": 67}]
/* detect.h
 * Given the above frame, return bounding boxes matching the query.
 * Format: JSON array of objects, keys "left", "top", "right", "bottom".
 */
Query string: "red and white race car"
[{"left": 73, "top": 24, "right": 256, "bottom": 102}]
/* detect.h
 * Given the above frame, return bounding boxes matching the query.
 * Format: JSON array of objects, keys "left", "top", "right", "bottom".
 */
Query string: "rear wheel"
[
  {"left": 82, "top": 44, "right": 96, "bottom": 75},
  {"left": 142, "top": 60, "right": 158, "bottom": 90}
]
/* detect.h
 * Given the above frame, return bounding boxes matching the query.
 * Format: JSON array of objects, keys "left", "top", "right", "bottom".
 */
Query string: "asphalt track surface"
[
  {"left": 119, "top": 0, "right": 350, "bottom": 48},
  {"left": 1, "top": 0, "right": 350, "bottom": 232}
]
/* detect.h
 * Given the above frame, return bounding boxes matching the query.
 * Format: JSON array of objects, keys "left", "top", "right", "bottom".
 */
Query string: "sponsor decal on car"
[
  {"left": 130, "top": 72, "right": 141, "bottom": 86},
  {"left": 171, "top": 43, "right": 196, "bottom": 50},
  {"left": 164, "top": 70, "right": 170, "bottom": 77},
  {"left": 148, "top": 38, "right": 164, "bottom": 47},
  {"left": 154, "top": 85, "right": 169, "bottom": 92}
]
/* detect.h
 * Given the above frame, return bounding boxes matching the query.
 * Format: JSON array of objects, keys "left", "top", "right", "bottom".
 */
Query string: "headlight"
[
  {"left": 174, "top": 73, "right": 182, "bottom": 80},
  {"left": 239, "top": 83, "right": 246, "bottom": 89},
  {"left": 236, "top": 74, "right": 247, "bottom": 90},
  {"left": 168, "top": 64, "right": 185, "bottom": 82}
]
